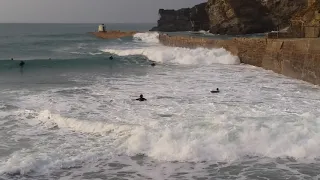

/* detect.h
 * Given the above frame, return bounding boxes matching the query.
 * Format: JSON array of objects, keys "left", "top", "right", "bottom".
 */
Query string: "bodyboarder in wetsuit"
[{"left": 136, "top": 94, "right": 147, "bottom": 101}]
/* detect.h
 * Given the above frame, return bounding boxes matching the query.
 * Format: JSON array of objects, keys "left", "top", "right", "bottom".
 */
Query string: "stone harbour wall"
[
  {"left": 159, "top": 34, "right": 320, "bottom": 85},
  {"left": 91, "top": 31, "right": 137, "bottom": 39}
]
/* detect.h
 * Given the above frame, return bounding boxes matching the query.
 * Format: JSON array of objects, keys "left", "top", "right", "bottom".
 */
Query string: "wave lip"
[
  {"left": 36, "top": 110, "right": 134, "bottom": 134},
  {"left": 103, "top": 46, "right": 240, "bottom": 65},
  {"left": 133, "top": 32, "right": 160, "bottom": 43}
]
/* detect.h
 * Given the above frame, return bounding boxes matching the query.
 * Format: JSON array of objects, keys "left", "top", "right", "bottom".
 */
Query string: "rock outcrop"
[
  {"left": 206, "top": 0, "right": 274, "bottom": 35},
  {"left": 150, "top": 3, "right": 210, "bottom": 32},
  {"left": 263, "top": 0, "right": 306, "bottom": 29},
  {"left": 151, "top": 0, "right": 308, "bottom": 35}
]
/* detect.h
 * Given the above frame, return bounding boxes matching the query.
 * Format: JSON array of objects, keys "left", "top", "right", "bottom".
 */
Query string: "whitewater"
[{"left": 1, "top": 24, "right": 320, "bottom": 180}]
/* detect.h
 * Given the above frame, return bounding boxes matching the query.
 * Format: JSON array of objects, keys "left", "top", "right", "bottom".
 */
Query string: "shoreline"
[{"left": 90, "top": 29, "right": 320, "bottom": 86}]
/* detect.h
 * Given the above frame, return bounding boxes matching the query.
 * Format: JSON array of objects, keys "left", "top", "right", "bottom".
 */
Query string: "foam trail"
[
  {"left": 36, "top": 110, "right": 134, "bottom": 134},
  {"left": 103, "top": 46, "right": 240, "bottom": 65},
  {"left": 118, "top": 117, "right": 320, "bottom": 162}
]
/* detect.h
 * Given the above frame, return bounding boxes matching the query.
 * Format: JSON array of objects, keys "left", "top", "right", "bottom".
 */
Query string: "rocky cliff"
[
  {"left": 263, "top": 0, "right": 306, "bottom": 29},
  {"left": 150, "top": 3, "right": 210, "bottom": 32},
  {"left": 151, "top": 0, "right": 308, "bottom": 35},
  {"left": 206, "top": 0, "right": 274, "bottom": 35}
]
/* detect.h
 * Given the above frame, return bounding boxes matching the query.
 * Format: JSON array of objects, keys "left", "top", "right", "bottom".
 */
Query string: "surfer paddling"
[
  {"left": 136, "top": 94, "right": 147, "bottom": 101},
  {"left": 211, "top": 88, "right": 220, "bottom": 93}
]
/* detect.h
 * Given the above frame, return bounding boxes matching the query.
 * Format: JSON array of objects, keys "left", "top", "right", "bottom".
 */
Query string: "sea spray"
[
  {"left": 103, "top": 46, "right": 240, "bottom": 65},
  {"left": 105, "top": 32, "right": 240, "bottom": 65},
  {"left": 133, "top": 32, "right": 160, "bottom": 43}
]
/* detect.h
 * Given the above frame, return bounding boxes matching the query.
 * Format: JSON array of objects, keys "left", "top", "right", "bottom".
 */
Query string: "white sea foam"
[
  {"left": 103, "top": 46, "right": 240, "bottom": 65},
  {"left": 2, "top": 30, "right": 320, "bottom": 179},
  {"left": 36, "top": 110, "right": 135, "bottom": 135},
  {"left": 17, "top": 108, "right": 320, "bottom": 164},
  {"left": 105, "top": 32, "right": 240, "bottom": 65},
  {"left": 133, "top": 32, "right": 160, "bottom": 43},
  {"left": 15, "top": 72, "right": 320, "bottom": 163}
]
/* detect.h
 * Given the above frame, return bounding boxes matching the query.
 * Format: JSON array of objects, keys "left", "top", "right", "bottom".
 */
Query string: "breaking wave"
[
  {"left": 133, "top": 32, "right": 159, "bottom": 43},
  {"left": 103, "top": 46, "right": 240, "bottom": 65}
]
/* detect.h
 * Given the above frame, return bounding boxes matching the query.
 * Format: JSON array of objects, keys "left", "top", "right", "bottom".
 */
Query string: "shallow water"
[{"left": 0, "top": 24, "right": 320, "bottom": 180}]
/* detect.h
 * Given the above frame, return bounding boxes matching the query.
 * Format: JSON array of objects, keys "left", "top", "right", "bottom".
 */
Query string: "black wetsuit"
[
  {"left": 19, "top": 61, "right": 25, "bottom": 67},
  {"left": 136, "top": 95, "right": 147, "bottom": 101},
  {"left": 211, "top": 88, "right": 220, "bottom": 93},
  {"left": 136, "top": 97, "right": 147, "bottom": 101},
  {"left": 109, "top": 56, "right": 114, "bottom": 60}
]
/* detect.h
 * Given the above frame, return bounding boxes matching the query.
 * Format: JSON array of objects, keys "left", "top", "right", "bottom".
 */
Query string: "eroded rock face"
[
  {"left": 150, "top": 3, "right": 209, "bottom": 32},
  {"left": 263, "top": 0, "right": 306, "bottom": 29},
  {"left": 151, "top": 0, "right": 307, "bottom": 35},
  {"left": 190, "top": 3, "right": 210, "bottom": 31},
  {"left": 206, "top": 0, "right": 274, "bottom": 35}
]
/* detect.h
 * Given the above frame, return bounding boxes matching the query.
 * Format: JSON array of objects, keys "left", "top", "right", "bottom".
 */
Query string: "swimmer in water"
[
  {"left": 211, "top": 88, "right": 220, "bottom": 93},
  {"left": 109, "top": 56, "right": 114, "bottom": 60},
  {"left": 19, "top": 61, "right": 25, "bottom": 74},
  {"left": 19, "top": 61, "right": 25, "bottom": 68},
  {"left": 151, "top": 62, "right": 156, "bottom": 67},
  {"left": 136, "top": 94, "right": 147, "bottom": 101}
]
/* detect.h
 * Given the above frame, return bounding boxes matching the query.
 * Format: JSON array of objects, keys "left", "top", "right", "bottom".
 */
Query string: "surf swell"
[
  {"left": 37, "top": 110, "right": 135, "bottom": 135},
  {"left": 2, "top": 107, "right": 320, "bottom": 176},
  {"left": 133, "top": 32, "right": 160, "bottom": 43},
  {"left": 104, "top": 32, "right": 240, "bottom": 65},
  {"left": 0, "top": 56, "right": 151, "bottom": 72},
  {"left": 33, "top": 110, "right": 320, "bottom": 162},
  {"left": 103, "top": 46, "right": 240, "bottom": 65}
]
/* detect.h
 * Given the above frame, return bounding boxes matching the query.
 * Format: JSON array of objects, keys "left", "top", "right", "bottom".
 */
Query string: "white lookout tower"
[{"left": 98, "top": 24, "right": 106, "bottom": 32}]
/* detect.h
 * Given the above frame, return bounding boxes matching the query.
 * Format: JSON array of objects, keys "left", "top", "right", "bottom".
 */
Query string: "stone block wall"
[{"left": 159, "top": 34, "right": 320, "bottom": 85}]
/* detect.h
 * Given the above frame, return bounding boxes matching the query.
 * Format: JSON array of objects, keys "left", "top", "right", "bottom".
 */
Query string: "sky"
[{"left": 0, "top": 0, "right": 206, "bottom": 23}]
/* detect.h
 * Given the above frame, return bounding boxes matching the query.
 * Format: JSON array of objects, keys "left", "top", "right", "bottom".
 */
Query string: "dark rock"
[
  {"left": 262, "top": 0, "right": 306, "bottom": 29},
  {"left": 190, "top": 3, "right": 210, "bottom": 31},
  {"left": 150, "top": 3, "right": 209, "bottom": 32},
  {"left": 151, "top": 0, "right": 307, "bottom": 35},
  {"left": 206, "top": 0, "right": 274, "bottom": 35}
]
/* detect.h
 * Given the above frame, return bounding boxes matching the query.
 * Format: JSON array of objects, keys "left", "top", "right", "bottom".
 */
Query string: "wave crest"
[
  {"left": 103, "top": 46, "right": 240, "bottom": 65},
  {"left": 133, "top": 32, "right": 159, "bottom": 43},
  {"left": 37, "top": 110, "right": 134, "bottom": 134}
]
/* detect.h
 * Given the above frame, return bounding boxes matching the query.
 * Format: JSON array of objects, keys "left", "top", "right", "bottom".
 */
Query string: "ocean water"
[{"left": 0, "top": 23, "right": 320, "bottom": 180}]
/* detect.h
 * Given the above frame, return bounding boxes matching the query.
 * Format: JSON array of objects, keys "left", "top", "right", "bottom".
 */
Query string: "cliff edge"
[
  {"left": 151, "top": 0, "right": 307, "bottom": 35},
  {"left": 263, "top": 0, "right": 306, "bottom": 29},
  {"left": 150, "top": 3, "right": 210, "bottom": 32},
  {"left": 206, "top": 0, "right": 274, "bottom": 35}
]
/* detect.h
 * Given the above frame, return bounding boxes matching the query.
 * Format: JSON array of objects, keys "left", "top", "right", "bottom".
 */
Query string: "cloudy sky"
[{"left": 0, "top": 0, "right": 205, "bottom": 23}]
